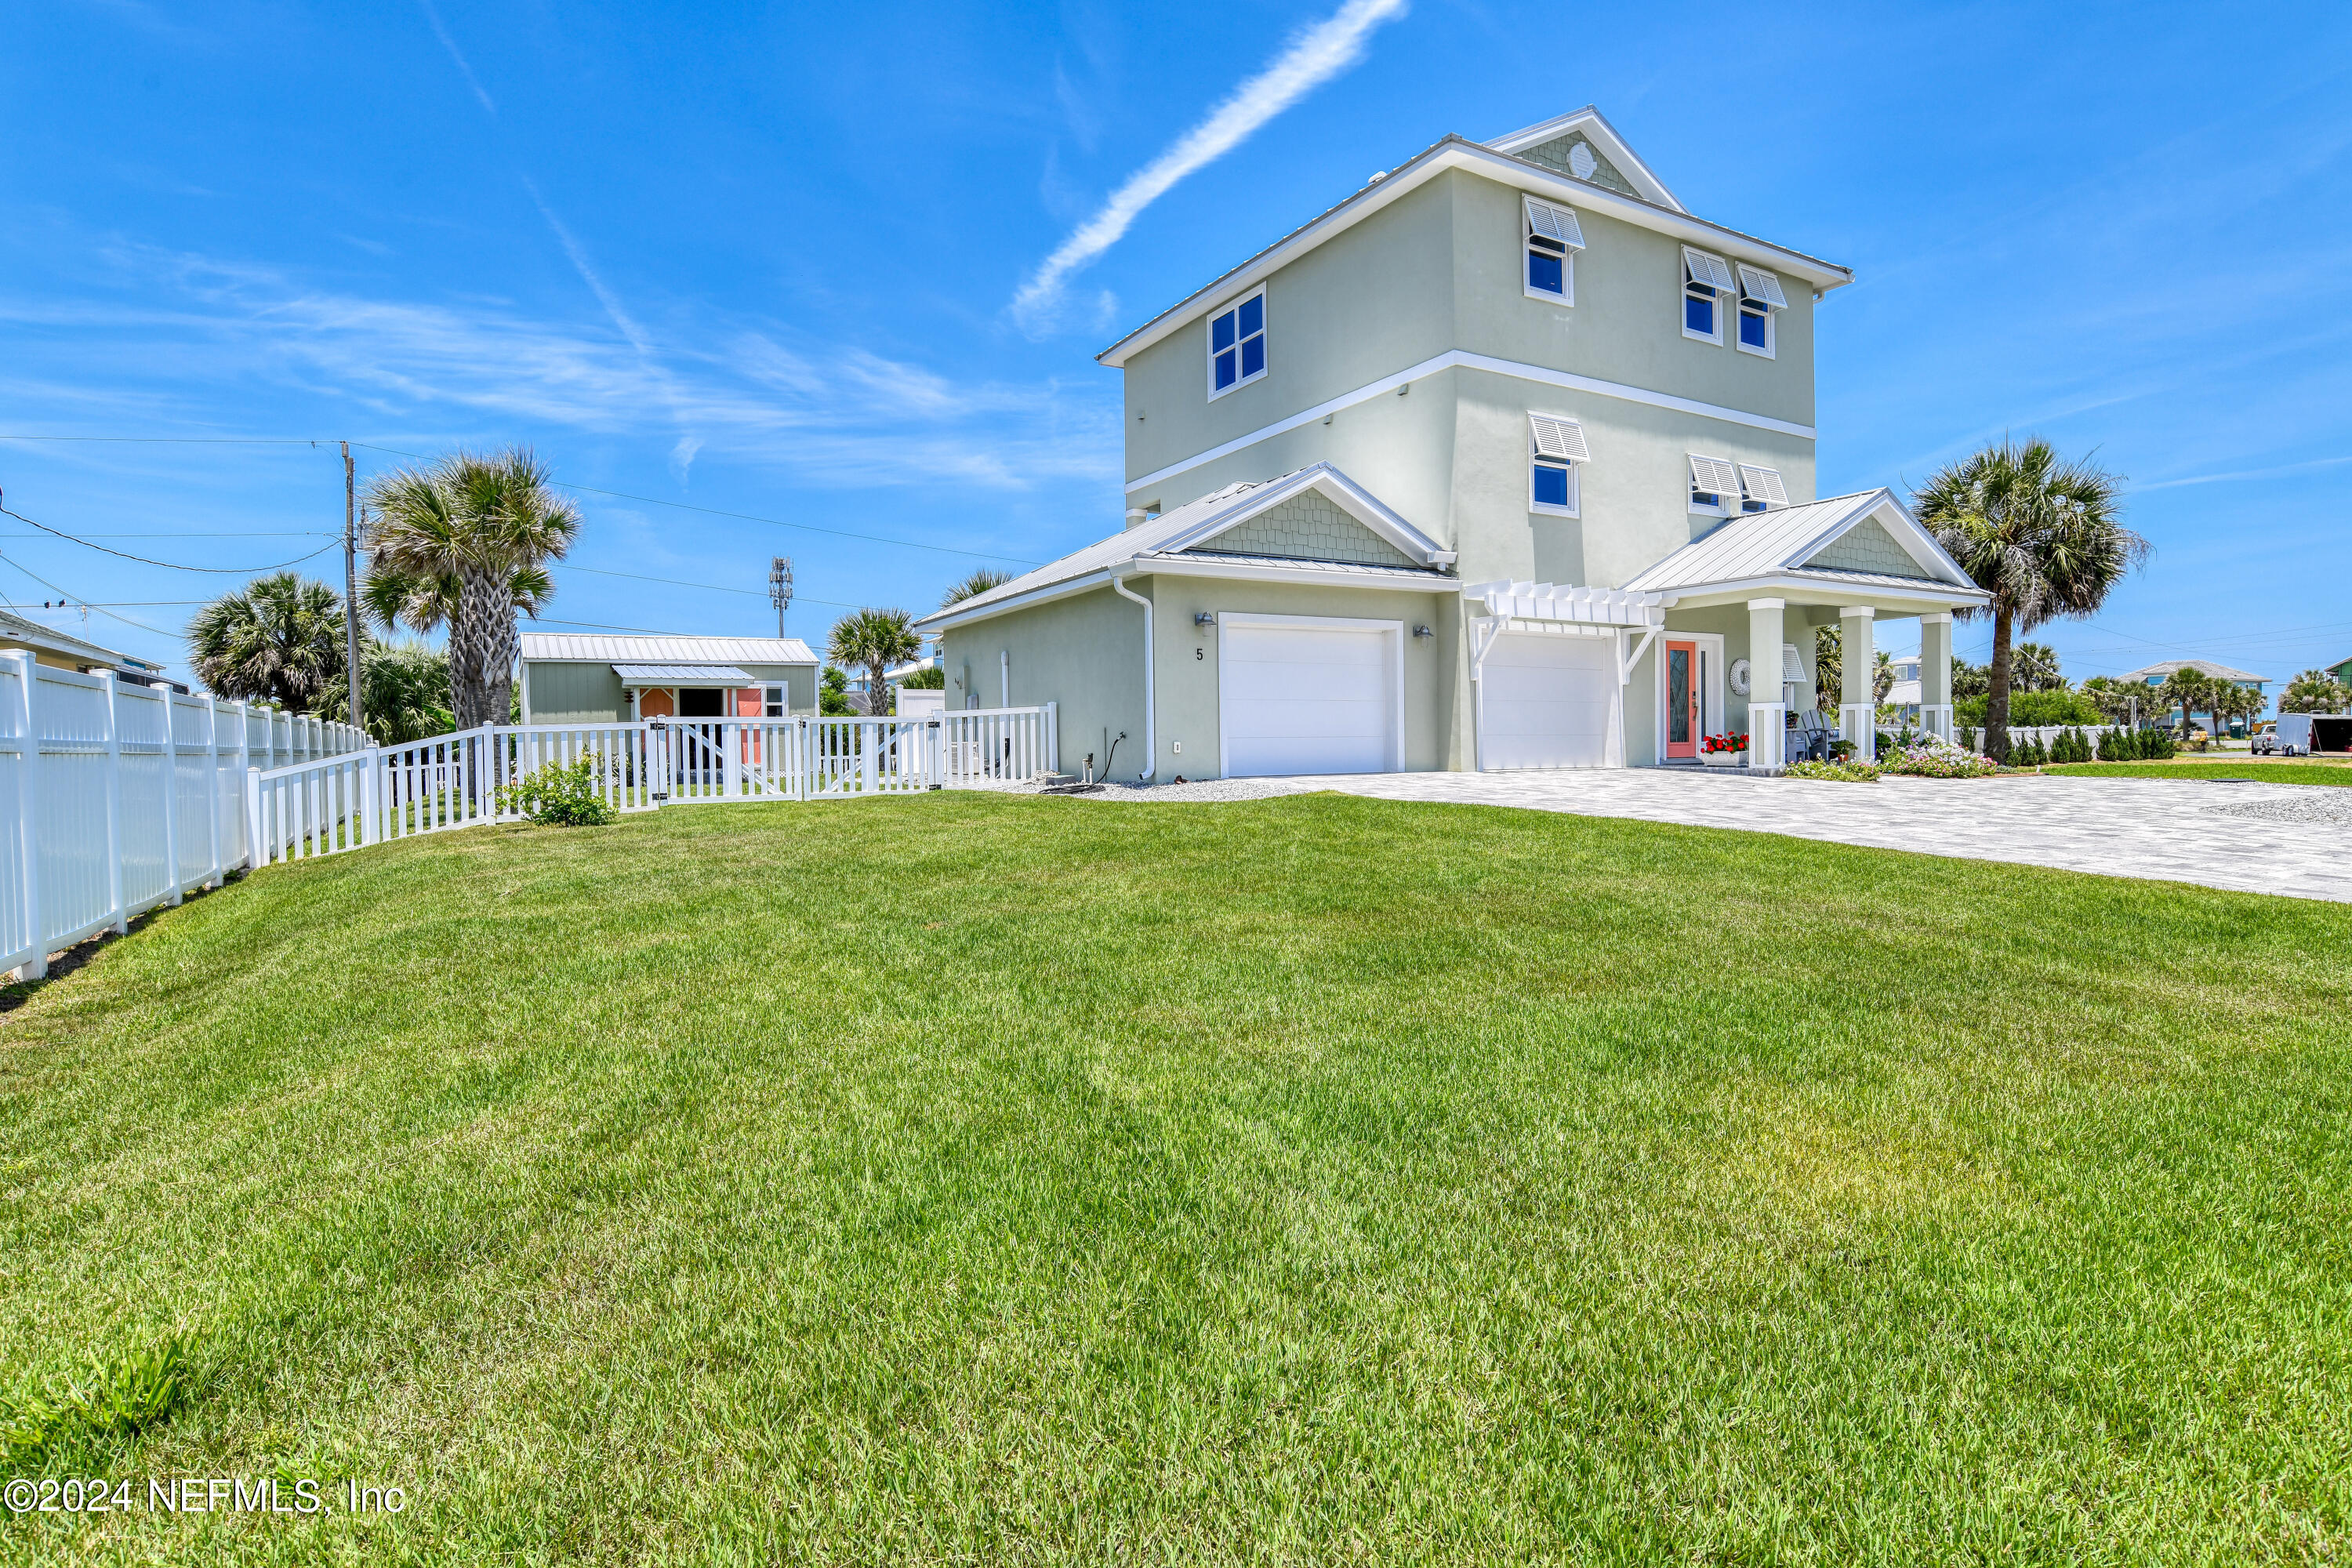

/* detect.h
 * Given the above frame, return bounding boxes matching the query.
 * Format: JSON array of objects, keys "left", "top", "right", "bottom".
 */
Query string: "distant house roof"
[
  {"left": 1621, "top": 489, "right": 1984, "bottom": 599},
  {"left": 0, "top": 608, "right": 130, "bottom": 668},
  {"left": 521, "top": 633, "right": 815, "bottom": 664},
  {"left": 2117, "top": 659, "right": 2270, "bottom": 686},
  {"left": 919, "top": 463, "right": 1455, "bottom": 632}
]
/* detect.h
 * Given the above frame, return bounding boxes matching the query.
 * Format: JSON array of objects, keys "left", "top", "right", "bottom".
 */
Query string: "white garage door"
[
  {"left": 1479, "top": 632, "right": 1617, "bottom": 769},
  {"left": 1221, "top": 620, "right": 1394, "bottom": 777}
]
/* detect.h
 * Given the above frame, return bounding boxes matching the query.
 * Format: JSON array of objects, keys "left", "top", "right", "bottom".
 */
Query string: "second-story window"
[
  {"left": 1737, "top": 464, "right": 1788, "bottom": 514},
  {"left": 1682, "top": 247, "right": 1733, "bottom": 343},
  {"left": 1736, "top": 265, "right": 1788, "bottom": 357},
  {"left": 1523, "top": 196, "right": 1585, "bottom": 303},
  {"left": 1209, "top": 290, "right": 1267, "bottom": 398},
  {"left": 1528, "top": 413, "right": 1588, "bottom": 515},
  {"left": 1689, "top": 454, "right": 1740, "bottom": 515}
]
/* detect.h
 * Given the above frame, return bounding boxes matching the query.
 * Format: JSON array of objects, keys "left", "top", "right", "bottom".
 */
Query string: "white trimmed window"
[
  {"left": 1736, "top": 264, "right": 1788, "bottom": 357},
  {"left": 1523, "top": 196, "right": 1585, "bottom": 303},
  {"left": 1207, "top": 289, "right": 1267, "bottom": 398},
  {"left": 763, "top": 684, "right": 788, "bottom": 717},
  {"left": 1528, "top": 413, "right": 1588, "bottom": 516},
  {"left": 1737, "top": 463, "right": 1788, "bottom": 514},
  {"left": 1689, "top": 453, "right": 1741, "bottom": 515},
  {"left": 1682, "top": 247, "right": 1734, "bottom": 343}
]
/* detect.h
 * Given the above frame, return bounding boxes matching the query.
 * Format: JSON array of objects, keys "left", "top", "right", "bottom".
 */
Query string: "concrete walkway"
[{"left": 1254, "top": 771, "right": 2352, "bottom": 904}]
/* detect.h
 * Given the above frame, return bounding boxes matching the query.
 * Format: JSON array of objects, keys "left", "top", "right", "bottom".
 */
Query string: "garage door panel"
[
  {"left": 1221, "top": 623, "right": 1394, "bottom": 778},
  {"left": 1481, "top": 632, "right": 1617, "bottom": 770}
]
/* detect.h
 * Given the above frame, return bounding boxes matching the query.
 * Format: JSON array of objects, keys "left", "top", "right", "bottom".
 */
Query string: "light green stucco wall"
[
  {"left": 939, "top": 572, "right": 1462, "bottom": 781},
  {"left": 522, "top": 660, "right": 817, "bottom": 724}
]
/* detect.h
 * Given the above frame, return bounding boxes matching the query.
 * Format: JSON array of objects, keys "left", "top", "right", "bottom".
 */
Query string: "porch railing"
[{"left": 244, "top": 704, "right": 1057, "bottom": 869}]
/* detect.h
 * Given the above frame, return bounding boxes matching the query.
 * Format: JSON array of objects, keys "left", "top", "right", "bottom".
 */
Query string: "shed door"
[
  {"left": 1221, "top": 621, "right": 1394, "bottom": 777},
  {"left": 1479, "top": 632, "right": 1617, "bottom": 769}
]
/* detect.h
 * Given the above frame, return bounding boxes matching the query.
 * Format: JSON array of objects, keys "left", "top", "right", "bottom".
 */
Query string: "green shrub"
[
  {"left": 2, "top": 1337, "right": 193, "bottom": 1472},
  {"left": 496, "top": 753, "right": 617, "bottom": 826},
  {"left": 1956, "top": 689, "right": 2103, "bottom": 727},
  {"left": 1784, "top": 760, "right": 1880, "bottom": 782}
]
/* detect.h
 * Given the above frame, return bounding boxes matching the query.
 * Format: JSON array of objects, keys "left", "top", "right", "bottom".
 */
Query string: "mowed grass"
[
  {"left": 2047, "top": 758, "right": 2352, "bottom": 786},
  {"left": 2, "top": 792, "right": 2350, "bottom": 1565}
]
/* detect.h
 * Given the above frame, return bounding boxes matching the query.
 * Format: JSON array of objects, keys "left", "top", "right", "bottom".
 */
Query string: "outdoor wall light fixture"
[
  {"left": 1413, "top": 624, "right": 1434, "bottom": 638},
  {"left": 1195, "top": 612, "right": 1216, "bottom": 626}
]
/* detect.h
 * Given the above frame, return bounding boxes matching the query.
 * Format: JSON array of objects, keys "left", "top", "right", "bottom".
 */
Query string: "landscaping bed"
[{"left": 2, "top": 794, "right": 2348, "bottom": 1563}]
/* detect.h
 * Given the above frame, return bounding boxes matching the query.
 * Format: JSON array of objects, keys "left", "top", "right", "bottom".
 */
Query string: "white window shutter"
[
  {"left": 1737, "top": 264, "right": 1789, "bottom": 310},
  {"left": 1682, "top": 246, "right": 1735, "bottom": 292},
  {"left": 1524, "top": 196, "right": 1586, "bottom": 250},
  {"left": 1780, "top": 643, "right": 1806, "bottom": 683},
  {"left": 1529, "top": 414, "right": 1590, "bottom": 463},
  {"left": 1737, "top": 464, "right": 1788, "bottom": 507},
  {"left": 1688, "top": 454, "right": 1740, "bottom": 495}
]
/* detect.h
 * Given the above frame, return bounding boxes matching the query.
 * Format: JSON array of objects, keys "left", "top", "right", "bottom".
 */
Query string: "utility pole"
[
  {"left": 768, "top": 556, "right": 793, "bottom": 637},
  {"left": 343, "top": 442, "right": 363, "bottom": 736}
]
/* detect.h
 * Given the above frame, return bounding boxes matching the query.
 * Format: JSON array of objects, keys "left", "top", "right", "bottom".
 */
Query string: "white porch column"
[
  {"left": 1919, "top": 612, "right": 1955, "bottom": 741},
  {"left": 1746, "top": 598, "right": 1786, "bottom": 771},
  {"left": 1839, "top": 606, "right": 1876, "bottom": 761}
]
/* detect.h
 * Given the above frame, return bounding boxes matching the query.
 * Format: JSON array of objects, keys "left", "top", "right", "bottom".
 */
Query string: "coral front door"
[{"left": 1665, "top": 641, "right": 1698, "bottom": 759}]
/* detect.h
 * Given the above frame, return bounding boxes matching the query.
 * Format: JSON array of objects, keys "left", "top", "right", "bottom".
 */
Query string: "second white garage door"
[
  {"left": 1479, "top": 631, "right": 1618, "bottom": 769},
  {"left": 1221, "top": 618, "right": 1396, "bottom": 777}
]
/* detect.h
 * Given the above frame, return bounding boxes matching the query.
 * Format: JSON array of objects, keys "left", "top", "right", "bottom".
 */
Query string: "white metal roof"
[
  {"left": 0, "top": 608, "right": 128, "bottom": 666},
  {"left": 610, "top": 663, "right": 757, "bottom": 684},
  {"left": 1621, "top": 490, "right": 1978, "bottom": 595},
  {"left": 520, "top": 633, "right": 815, "bottom": 664},
  {"left": 919, "top": 463, "right": 1454, "bottom": 631},
  {"left": 2116, "top": 658, "right": 2270, "bottom": 685}
]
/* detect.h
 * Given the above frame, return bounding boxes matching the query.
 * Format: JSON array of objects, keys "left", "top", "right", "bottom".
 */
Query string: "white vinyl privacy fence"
[
  {"left": 0, "top": 652, "right": 366, "bottom": 979},
  {"left": 246, "top": 706, "right": 1058, "bottom": 868}
]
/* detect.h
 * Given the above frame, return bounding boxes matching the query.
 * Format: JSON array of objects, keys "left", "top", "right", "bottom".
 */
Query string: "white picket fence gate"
[
  {"left": 245, "top": 705, "right": 1058, "bottom": 871},
  {"left": 0, "top": 652, "right": 367, "bottom": 978}
]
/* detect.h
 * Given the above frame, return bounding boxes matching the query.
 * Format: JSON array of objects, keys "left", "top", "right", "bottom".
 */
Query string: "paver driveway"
[{"left": 1257, "top": 771, "right": 2352, "bottom": 903}]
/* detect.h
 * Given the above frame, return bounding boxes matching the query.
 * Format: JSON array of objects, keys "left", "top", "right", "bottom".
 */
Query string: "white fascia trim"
[
  {"left": 1123, "top": 350, "right": 1817, "bottom": 496},
  {"left": 1097, "top": 140, "right": 1850, "bottom": 368},
  {"left": 1791, "top": 492, "right": 1975, "bottom": 588},
  {"left": 1134, "top": 555, "right": 1455, "bottom": 592},
  {"left": 919, "top": 569, "right": 1121, "bottom": 633},
  {"left": 1163, "top": 462, "right": 1453, "bottom": 567},
  {"left": 1660, "top": 573, "right": 1988, "bottom": 609},
  {"left": 1484, "top": 106, "right": 1684, "bottom": 212}
]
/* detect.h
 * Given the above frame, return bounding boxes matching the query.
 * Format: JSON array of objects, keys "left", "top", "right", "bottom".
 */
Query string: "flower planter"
[{"left": 1699, "top": 750, "right": 1747, "bottom": 768}]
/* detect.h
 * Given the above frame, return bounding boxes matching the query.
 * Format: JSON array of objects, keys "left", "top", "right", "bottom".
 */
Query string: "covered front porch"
[{"left": 1622, "top": 488, "right": 1991, "bottom": 771}]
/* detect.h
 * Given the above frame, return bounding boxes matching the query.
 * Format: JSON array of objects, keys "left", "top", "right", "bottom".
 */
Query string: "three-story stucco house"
[{"left": 922, "top": 107, "right": 1987, "bottom": 779}]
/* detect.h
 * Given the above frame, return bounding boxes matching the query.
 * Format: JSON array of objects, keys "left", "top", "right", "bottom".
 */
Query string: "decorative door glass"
[{"left": 1666, "top": 643, "right": 1697, "bottom": 757}]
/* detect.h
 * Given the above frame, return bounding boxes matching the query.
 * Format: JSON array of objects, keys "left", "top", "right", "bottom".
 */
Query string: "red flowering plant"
[{"left": 1699, "top": 731, "right": 1749, "bottom": 753}]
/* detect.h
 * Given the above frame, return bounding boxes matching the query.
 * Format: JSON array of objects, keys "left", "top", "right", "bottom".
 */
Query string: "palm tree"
[
  {"left": 826, "top": 608, "right": 922, "bottom": 717},
  {"left": 318, "top": 639, "right": 456, "bottom": 745},
  {"left": 2157, "top": 667, "right": 2209, "bottom": 738},
  {"left": 1914, "top": 438, "right": 2147, "bottom": 761},
  {"left": 940, "top": 568, "right": 1013, "bottom": 609},
  {"left": 2280, "top": 670, "right": 2351, "bottom": 715},
  {"left": 365, "top": 448, "right": 579, "bottom": 729},
  {"left": 2010, "top": 641, "right": 2065, "bottom": 692},
  {"left": 186, "top": 573, "right": 347, "bottom": 712}
]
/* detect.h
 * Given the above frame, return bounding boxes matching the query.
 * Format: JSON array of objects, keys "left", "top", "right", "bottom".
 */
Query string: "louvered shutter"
[
  {"left": 1523, "top": 196, "right": 1587, "bottom": 250},
  {"left": 1682, "top": 246, "right": 1735, "bottom": 292},
  {"left": 1737, "top": 264, "right": 1788, "bottom": 310},
  {"left": 1529, "top": 414, "right": 1591, "bottom": 463},
  {"left": 1688, "top": 454, "right": 1741, "bottom": 496},
  {"left": 1737, "top": 464, "right": 1788, "bottom": 507}
]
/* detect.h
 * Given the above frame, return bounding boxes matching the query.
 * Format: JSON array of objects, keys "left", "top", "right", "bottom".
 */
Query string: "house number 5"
[{"left": 1196, "top": 648, "right": 1204, "bottom": 660}]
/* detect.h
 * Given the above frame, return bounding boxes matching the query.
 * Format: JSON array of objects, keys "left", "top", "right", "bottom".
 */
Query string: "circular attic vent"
[{"left": 1568, "top": 142, "right": 1598, "bottom": 180}]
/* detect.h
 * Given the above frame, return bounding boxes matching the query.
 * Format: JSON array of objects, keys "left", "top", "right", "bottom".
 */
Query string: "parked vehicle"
[{"left": 2256, "top": 713, "right": 2352, "bottom": 755}]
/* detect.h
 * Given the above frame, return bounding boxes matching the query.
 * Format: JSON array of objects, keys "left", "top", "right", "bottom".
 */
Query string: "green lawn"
[
  {"left": 2047, "top": 758, "right": 2352, "bottom": 786},
  {"left": 4, "top": 794, "right": 2350, "bottom": 1564}
]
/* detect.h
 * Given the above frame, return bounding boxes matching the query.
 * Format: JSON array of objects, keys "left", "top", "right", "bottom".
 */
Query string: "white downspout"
[{"left": 1108, "top": 569, "right": 1156, "bottom": 782}]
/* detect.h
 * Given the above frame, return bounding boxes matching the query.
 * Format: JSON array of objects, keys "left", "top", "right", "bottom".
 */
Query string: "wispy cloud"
[
  {"left": 0, "top": 247, "right": 1118, "bottom": 491},
  {"left": 1010, "top": 0, "right": 1409, "bottom": 331},
  {"left": 417, "top": 0, "right": 496, "bottom": 114},
  {"left": 2136, "top": 454, "right": 2352, "bottom": 492}
]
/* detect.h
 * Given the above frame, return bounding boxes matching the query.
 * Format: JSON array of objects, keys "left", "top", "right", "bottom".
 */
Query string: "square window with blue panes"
[
  {"left": 1523, "top": 197, "right": 1582, "bottom": 302},
  {"left": 1210, "top": 291, "right": 1266, "bottom": 395}
]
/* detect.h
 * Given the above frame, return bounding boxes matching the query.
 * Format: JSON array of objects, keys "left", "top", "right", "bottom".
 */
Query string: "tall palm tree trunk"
[
  {"left": 1985, "top": 608, "right": 2016, "bottom": 762},
  {"left": 451, "top": 566, "right": 509, "bottom": 730}
]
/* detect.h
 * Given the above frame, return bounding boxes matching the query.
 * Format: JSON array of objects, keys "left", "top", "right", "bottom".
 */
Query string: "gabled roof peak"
[{"left": 1483, "top": 106, "right": 1682, "bottom": 212}]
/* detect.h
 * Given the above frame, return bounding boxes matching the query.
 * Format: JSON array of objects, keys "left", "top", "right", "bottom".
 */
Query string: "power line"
[
  {"left": 0, "top": 555, "right": 178, "bottom": 638},
  {"left": 560, "top": 561, "right": 862, "bottom": 612},
  {"left": 0, "top": 531, "right": 334, "bottom": 539},
  {"left": 0, "top": 503, "right": 339, "bottom": 574}
]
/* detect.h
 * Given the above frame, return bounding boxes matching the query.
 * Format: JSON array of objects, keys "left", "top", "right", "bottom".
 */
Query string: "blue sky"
[{"left": 2, "top": 1, "right": 2347, "bottom": 691}]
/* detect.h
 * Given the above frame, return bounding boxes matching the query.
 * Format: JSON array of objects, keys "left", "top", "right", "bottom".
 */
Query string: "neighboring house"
[
  {"left": 518, "top": 633, "right": 818, "bottom": 724},
  {"left": 2324, "top": 654, "right": 2351, "bottom": 687},
  {"left": 920, "top": 107, "right": 1987, "bottom": 778},
  {"left": 2117, "top": 659, "right": 2270, "bottom": 731},
  {"left": 0, "top": 608, "right": 178, "bottom": 688},
  {"left": 1883, "top": 653, "right": 1922, "bottom": 720}
]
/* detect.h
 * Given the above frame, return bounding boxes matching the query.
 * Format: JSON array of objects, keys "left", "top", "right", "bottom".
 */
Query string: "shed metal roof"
[{"left": 521, "top": 633, "right": 815, "bottom": 664}]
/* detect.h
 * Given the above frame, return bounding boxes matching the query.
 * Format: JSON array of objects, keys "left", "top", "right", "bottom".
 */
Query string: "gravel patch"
[{"left": 2208, "top": 791, "right": 2352, "bottom": 826}]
